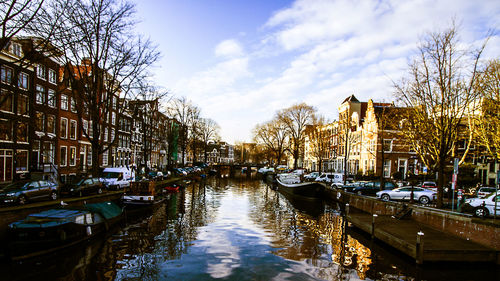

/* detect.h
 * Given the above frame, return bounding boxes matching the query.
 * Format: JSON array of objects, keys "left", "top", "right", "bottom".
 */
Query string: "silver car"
[
  {"left": 376, "top": 186, "right": 436, "bottom": 204},
  {"left": 464, "top": 192, "right": 500, "bottom": 217}
]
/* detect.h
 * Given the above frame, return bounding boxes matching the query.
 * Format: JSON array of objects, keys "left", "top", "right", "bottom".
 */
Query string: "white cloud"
[
  {"left": 215, "top": 39, "right": 244, "bottom": 58},
  {"left": 171, "top": 0, "right": 500, "bottom": 143}
]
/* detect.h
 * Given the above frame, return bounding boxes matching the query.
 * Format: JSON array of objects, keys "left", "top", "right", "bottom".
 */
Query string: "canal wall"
[{"left": 326, "top": 188, "right": 500, "bottom": 251}]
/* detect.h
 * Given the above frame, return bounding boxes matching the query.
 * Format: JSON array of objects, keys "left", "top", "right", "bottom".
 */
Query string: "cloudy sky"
[{"left": 135, "top": 0, "right": 500, "bottom": 144}]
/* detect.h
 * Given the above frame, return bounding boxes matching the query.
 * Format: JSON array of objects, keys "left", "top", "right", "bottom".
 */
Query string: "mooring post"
[
  {"left": 371, "top": 214, "right": 378, "bottom": 239},
  {"left": 345, "top": 203, "right": 350, "bottom": 216},
  {"left": 416, "top": 231, "right": 425, "bottom": 265}
]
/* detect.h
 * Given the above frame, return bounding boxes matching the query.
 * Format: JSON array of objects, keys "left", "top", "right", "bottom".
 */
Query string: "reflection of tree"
[{"left": 248, "top": 184, "right": 373, "bottom": 280}]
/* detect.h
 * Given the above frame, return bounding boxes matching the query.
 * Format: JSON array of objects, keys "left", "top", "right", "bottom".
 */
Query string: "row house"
[
  {"left": 205, "top": 141, "right": 235, "bottom": 164},
  {"left": 0, "top": 39, "right": 32, "bottom": 182}
]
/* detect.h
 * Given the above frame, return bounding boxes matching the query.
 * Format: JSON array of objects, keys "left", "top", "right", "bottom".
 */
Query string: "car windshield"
[{"left": 104, "top": 172, "right": 121, "bottom": 178}]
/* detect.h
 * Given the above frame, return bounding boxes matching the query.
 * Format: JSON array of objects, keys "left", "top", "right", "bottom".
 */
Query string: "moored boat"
[
  {"left": 276, "top": 175, "right": 325, "bottom": 199},
  {"left": 8, "top": 201, "right": 122, "bottom": 260},
  {"left": 122, "top": 180, "right": 165, "bottom": 207}
]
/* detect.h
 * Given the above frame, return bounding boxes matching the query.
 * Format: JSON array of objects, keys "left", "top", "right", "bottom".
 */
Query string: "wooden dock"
[{"left": 347, "top": 212, "right": 498, "bottom": 264}]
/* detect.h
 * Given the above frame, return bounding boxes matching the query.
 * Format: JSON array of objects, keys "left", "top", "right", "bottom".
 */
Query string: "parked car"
[
  {"left": 376, "top": 186, "right": 437, "bottom": 204},
  {"left": 463, "top": 192, "right": 500, "bottom": 217},
  {"left": 61, "top": 177, "right": 104, "bottom": 197},
  {"left": 345, "top": 181, "right": 396, "bottom": 193},
  {"left": 351, "top": 182, "right": 395, "bottom": 196},
  {"left": 315, "top": 173, "right": 343, "bottom": 184},
  {"left": 0, "top": 180, "right": 59, "bottom": 205},
  {"left": 101, "top": 167, "right": 135, "bottom": 190},
  {"left": 476, "top": 187, "right": 497, "bottom": 198},
  {"left": 304, "top": 172, "right": 320, "bottom": 180},
  {"left": 421, "top": 181, "right": 437, "bottom": 190}
]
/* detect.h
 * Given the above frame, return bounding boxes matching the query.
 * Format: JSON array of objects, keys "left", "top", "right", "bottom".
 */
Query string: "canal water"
[{"left": 1, "top": 175, "right": 498, "bottom": 280}]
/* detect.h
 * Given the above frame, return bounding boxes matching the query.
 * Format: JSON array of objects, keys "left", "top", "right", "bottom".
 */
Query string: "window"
[
  {"left": 102, "top": 150, "right": 108, "bottom": 166},
  {"left": 60, "top": 146, "right": 67, "bottom": 166},
  {"left": 16, "top": 122, "right": 28, "bottom": 142},
  {"left": 15, "top": 150, "right": 28, "bottom": 172},
  {"left": 0, "top": 119, "right": 12, "bottom": 141},
  {"left": 0, "top": 90, "right": 13, "bottom": 112},
  {"left": 83, "top": 120, "right": 88, "bottom": 136},
  {"left": 35, "top": 111, "right": 45, "bottom": 132},
  {"left": 89, "top": 121, "right": 93, "bottom": 137},
  {"left": 69, "top": 146, "right": 76, "bottom": 166},
  {"left": 61, "top": 94, "right": 68, "bottom": 110},
  {"left": 12, "top": 43, "right": 22, "bottom": 57},
  {"left": 383, "top": 159, "right": 391, "bottom": 178},
  {"left": 36, "top": 85, "right": 45, "bottom": 104},
  {"left": 47, "top": 115, "right": 56, "bottom": 134},
  {"left": 18, "top": 72, "right": 29, "bottom": 89},
  {"left": 48, "top": 69, "right": 57, "bottom": 84},
  {"left": 60, "top": 118, "right": 68, "bottom": 139},
  {"left": 47, "top": 89, "right": 56, "bottom": 107},
  {"left": 42, "top": 141, "right": 55, "bottom": 164},
  {"left": 104, "top": 127, "right": 108, "bottom": 142},
  {"left": 70, "top": 120, "right": 77, "bottom": 139},
  {"left": 111, "top": 112, "right": 116, "bottom": 125},
  {"left": 110, "top": 129, "right": 115, "bottom": 142},
  {"left": 70, "top": 97, "right": 77, "bottom": 112},
  {"left": 37, "top": 65, "right": 46, "bottom": 80},
  {"left": 0, "top": 65, "right": 13, "bottom": 84},
  {"left": 17, "top": 94, "right": 28, "bottom": 115},
  {"left": 87, "top": 146, "right": 92, "bottom": 166},
  {"left": 383, "top": 139, "right": 393, "bottom": 152}
]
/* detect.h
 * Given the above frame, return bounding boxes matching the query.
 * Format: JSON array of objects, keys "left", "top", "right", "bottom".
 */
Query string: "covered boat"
[
  {"left": 8, "top": 201, "right": 122, "bottom": 260},
  {"left": 276, "top": 174, "right": 325, "bottom": 199},
  {"left": 122, "top": 180, "right": 165, "bottom": 207}
]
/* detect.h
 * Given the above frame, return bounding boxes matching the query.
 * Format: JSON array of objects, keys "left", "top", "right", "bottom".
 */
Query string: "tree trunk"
[{"left": 437, "top": 161, "right": 445, "bottom": 208}]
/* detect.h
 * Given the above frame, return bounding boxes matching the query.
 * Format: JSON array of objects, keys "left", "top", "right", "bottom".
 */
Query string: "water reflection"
[{"left": 0, "top": 177, "right": 498, "bottom": 280}]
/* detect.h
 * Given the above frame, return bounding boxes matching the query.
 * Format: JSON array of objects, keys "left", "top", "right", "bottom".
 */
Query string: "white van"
[
  {"left": 315, "top": 173, "right": 344, "bottom": 184},
  {"left": 101, "top": 167, "right": 135, "bottom": 190}
]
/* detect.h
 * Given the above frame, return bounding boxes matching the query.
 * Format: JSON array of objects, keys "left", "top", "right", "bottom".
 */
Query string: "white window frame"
[
  {"left": 70, "top": 120, "right": 77, "bottom": 140},
  {"left": 104, "top": 127, "right": 108, "bottom": 142},
  {"left": 48, "top": 69, "right": 57, "bottom": 84},
  {"left": 47, "top": 89, "right": 56, "bottom": 108},
  {"left": 383, "top": 139, "right": 393, "bottom": 152},
  {"left": 61, "top": 94, "right": 68, "bottom": 110},
  {"left": 37, "top": 64, "right": 46, "bottom": 80},
  {"left": 69, "top": 146, "right": 76, "bottom": 166},
  {"left": 102, "top": 150, "right": 108, "bottom": 166},
  {"left": 60, "top": 146, "right": 67, "bottom": 167},
  {"left": 60, "top": 117, "right": 68, "bottom": 139},
  {"left": 11, "top": 43, "right": 22, "bottom": 57},
  {"left": 383, "top": 159, "right": 391, "bottom": 178},
  {"left": 36, "top": 85, "right": 45, "bottom": 104},
  {"left": 1, "top": 65, "right": 13, "bottom": 84},
  {"left": 18, "top": 72, "right": 29, "bottom": 90}
]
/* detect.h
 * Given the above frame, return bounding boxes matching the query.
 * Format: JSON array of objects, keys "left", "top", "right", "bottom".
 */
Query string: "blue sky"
[{"left": 135, "top": 0, "right": 500, "bottom": 144}]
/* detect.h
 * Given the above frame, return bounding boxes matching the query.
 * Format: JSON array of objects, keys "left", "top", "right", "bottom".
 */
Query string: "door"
[
  {"left": 0, "top": 150, "right": 13, "bottom": 182},
  {"left": 25, "top": 181, "right": 41, "bottom": 200}
]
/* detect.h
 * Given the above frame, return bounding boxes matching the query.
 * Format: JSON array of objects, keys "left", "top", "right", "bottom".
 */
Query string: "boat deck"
[{"left": 347, "top": 211, "right": 498, "bottom": 264}]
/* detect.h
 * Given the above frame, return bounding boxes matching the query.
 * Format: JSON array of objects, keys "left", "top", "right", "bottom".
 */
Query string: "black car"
[
  {"left": 61, "top": 178, "right": 104, "bottom": 197},
  {"left": 0, "top": 180, "right": 59, "bottom": 205},
  {"left": 350, "top": 181, "right": 396, "bottom": 196}
]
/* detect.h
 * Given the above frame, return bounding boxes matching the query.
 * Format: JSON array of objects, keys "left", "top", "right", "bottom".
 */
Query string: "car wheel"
[
  {"left": 474, "top": 207, "right": 489, "bottom": 218},
  {"left": 97, "top": 187, "right": 103, "bottom": 194},
  {"left": 381, "top": 194, "right": 390, "bottom": 201},
  {"left": 50, "top": 192, "right": 58, "bottom": 201},
  {"left": 419, "top": 196, "right": 430, "bottom": 205},
  {"left": 18, "top": 195, "right": 27, "bottom": 205},
  {"left": 357, "top": 191, "right": 363, "bottom": 195}
]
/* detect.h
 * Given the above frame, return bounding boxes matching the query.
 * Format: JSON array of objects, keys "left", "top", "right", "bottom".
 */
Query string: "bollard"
[
  {"left": 345, "top": 203, "right": 350, "bottom": 216},
  {"left": 416, "top": 231, "right": 425, "bottom": 265},
  {"left": 371, "top": 214, "right": 378, "bottom": 239}
]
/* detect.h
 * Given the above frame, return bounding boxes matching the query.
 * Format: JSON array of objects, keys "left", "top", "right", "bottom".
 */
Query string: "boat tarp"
[
  {"left": 83, "top": 202, "right": 122, "bottom": 219},
  {"left": 10, "top": 209, "right": 87, "bottom": 228}
]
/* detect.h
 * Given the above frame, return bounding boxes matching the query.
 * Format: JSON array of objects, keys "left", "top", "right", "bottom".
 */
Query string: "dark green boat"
[{"left": 8, "top": 201, "right": 122, "bottom": 260}]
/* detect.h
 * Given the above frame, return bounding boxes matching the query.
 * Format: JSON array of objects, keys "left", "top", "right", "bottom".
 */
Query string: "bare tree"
[
  {"left": 306, "top": 115, "right": 330, "bottom": 172},
  {"left": 198, "top": 118, "right": 220, "bottom": 163},
  {"left": 0, "top": 0, "right": 44, "bottom": 50},
  {"left": 277, "top": 103, "right": 316, "bottom": 169},
  {"left": 253, "top": 118, "right": 288, "bottom": 166},
  {"left": 37, "top": 0, "right": 160, "bottom": 176},
  {"left": 394, "top": 24, "right": 487, "bottom": 208},
  {"left": 474, "top": 59, "right": 500, "bottom": 161},
  {"left": 188, "top": 105, "right": 201, "bottom": 163},
  {"left": 167, "top": 97, "right": 199, "bottom": 166}
]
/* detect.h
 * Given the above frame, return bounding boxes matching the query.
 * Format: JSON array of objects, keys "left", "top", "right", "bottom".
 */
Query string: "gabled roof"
[{"left": 342, "top": 94, "right": 359, "bottom": 104}]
